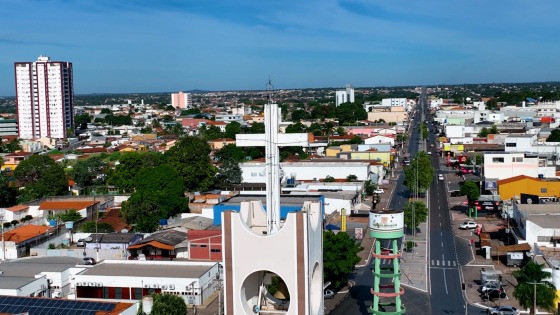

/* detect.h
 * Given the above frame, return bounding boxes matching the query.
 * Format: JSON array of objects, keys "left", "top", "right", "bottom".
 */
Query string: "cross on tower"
[{"left": 236, "top": 83, "right": 309, "bottom": 234}]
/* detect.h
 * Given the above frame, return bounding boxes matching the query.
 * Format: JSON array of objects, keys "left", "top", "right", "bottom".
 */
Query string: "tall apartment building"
[
  {"left": 171, "top": 91, "right": 192, "bottom": 109},
  {"left": 335, "top": 84, "right": 355, "bottom": 106},
  {"left": 14, "top": 55, "right": 74, "bottom": 139}
]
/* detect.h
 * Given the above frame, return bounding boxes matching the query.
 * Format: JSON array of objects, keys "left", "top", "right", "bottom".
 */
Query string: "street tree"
[
  {"left": 323, "top": 231, "right": 363, "bottom": 290},
  {"left": 489, "top": 124, "right": 498, "bottom": 134},
  {"left": 403, "top": 152, "right": 434, "bottom": 194},
  {"left": 108, "top": 152, "right": 163, "bottom": 193},
  {"left": 513, "top": 261, "right": 557, "bottom": 314},
  {"left": 403, "top": 201, "right": 428, "bottom": 231},
  {"left": 150, "top": 293, "right": 187, "bottom": 315},
  {"left": 165, "top": 136, "right": 216, "bottom": 192},
  {"left": 460, "top": 181, "right": 480, "bottom": 202},
  {"left": 478, "top": 127, "right": 489, "bottom": 137},
  {"left": 363, "top": 180, "right": 377, "bottom": 196},
  {"left": 15, "top": 155, "right": 68, "bottom": 202},
  {"left": 337, "top": 103, "right": 367, "bottom": 125},
  {"left": 215, "top": 144, "right": 247, "bottom": 161},
  {"left": 216, "top": 158, "right": 242, "bottom": 189},
  {"left": 249, "top": 122, "right": 265, "bottom": 134},
  {"left": 199, "top": 125, "right": 223, "bottom": 140}
]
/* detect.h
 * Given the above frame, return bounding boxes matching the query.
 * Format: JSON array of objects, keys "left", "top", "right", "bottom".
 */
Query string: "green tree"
[
  {"left": 475, "top": 154, "right": 483, "bottom": 165},
  {"left": 199, "top": 124, "right": 223, "bottom": 140},
  {"left": 335, "top": 126, "right": 347, "bottom": 136},
  {"left": 324, "top": 175, "right": 335, "bottom": 182},
  {"left": 460, "top": 181, "right": 480, "bottom": 202},
  {"left": 72, "top": 155, "right": 107, "bottom": 188},
  {"left": 403, "top": 152, "right": 434, "bottom": 194},
  {"left": 15, "top": 155, "right": 68, "bottom": 202},
  {"left": 403, "top": 201, "right": 428, "bottom": 231},
  {"left": 546, "top": 129, "right": 560, "bottom": 142},
  {"left": 489, "top": 124, "right": 498, "bottom": 134},
  {"left": 0, "top": 171, "right": 17, "bottom": 207},
  {"left": 56, "top": 209, "right": 82, "bottom": 222},
  {"left": 337, "top": 103, "right": 367, "bottom": 125},
  {"left": 216, "top": 158, "right": 242, "bottom": 189},
  {"left": 165, "top": 136, "right": 216, "bottom": 192},
  {"left": 291, "top": 109, "right": 311, "bottom": 121},
  {"left": 180, "top": 108, "right": 201, "bottom": 116},
  {"left": 363, "top": 180, "right": 377, "bottom": 196},
  {"left": 323, "top": 231, "right": 363, "bottom": 290},
  {"left": 100, "top": 108, "right": 112, "bottom": 114},
  {"left": 249, "top": 122, "right": 265, "bottom": 134},
  {"left": 224, "top": 121, "right": 242, "bottom": 139},
  {"left": 2, "top": 139, "right": 23, "bottom": 153},
  {"left": 215, "top": 144, "right": 247, "bottom": 162},
  {"left": 346, "top": 174, "right": 357, "bottom": 182},
  {"left": 478, "top": 127, "right": 489, "bottom": 137},
  {"left": 285, "top": 122, "right": 307, "bottom": 133},
  {"left": 513, "top": 261, "right": 557, "bottom": 314},
  {"left": 150, "top": 293, "right": 187, "bottom": 315},
  {"left": 121, "top": 164, "right": 188, "bottom": 232},
  {"left": 74, "top": 114, "right": 92, "bottom": 129},
  {"left": 77, "top": 221, "right": 115, "bottom": 233}
]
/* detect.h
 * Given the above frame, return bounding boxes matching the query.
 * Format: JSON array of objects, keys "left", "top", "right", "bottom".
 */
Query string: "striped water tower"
[{"left": 369, "top": 209, "right": 405, "bottom": 314}]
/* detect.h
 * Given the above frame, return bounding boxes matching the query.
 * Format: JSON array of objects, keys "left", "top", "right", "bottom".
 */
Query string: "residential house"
[{"left": 127, "top": 229, "right": 188, "bottom": 260}]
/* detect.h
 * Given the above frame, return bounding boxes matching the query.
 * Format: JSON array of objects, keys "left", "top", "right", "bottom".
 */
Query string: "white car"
[
  {"left": 438, "top": 174, "right": 444, "bottom": 181},
  {"left": 488, "top": 305, "right": 519, "bottom": 315},
  {"left": 324, "top": 289, "right": 335, "bottom": 299},
  {"left": 374, "top": 188, "right": 384, "bottom": 194},
  {"left": 459, "top": 221, "right": 477, "bottom": 230}
]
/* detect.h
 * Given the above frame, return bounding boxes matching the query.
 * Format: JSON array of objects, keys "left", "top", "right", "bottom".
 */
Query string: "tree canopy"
[
  {"left": 121, "top": 164, "right": 188, "bottom": 232},
  {"left": 460, "top": 181, "right": 480, "bottom": 202},
  {"left": 165, "top": 136, "right": 216, "bottom": 192},
  {"left": 403, "top": 152, "right": 434, "bottom": 194},
  {"left": 403, "top": 201, "right": 428, "bottom": 231},
  {"left": 546, "top": 129, "right": 560, "bottom": 142},
  {"left": 77, "top": 221, "right": 115, "bottom": 233},
  {"left": 150, "top": 293, "right": 187, "bottom": 315},
  {"left": 216, "top": 158, "right": 242, "bottom": 189},
  {"left": 71, "top": 155, "right": 108, "bottom": 188},
  {"left": 15, "top": 155, "right": 68, "bottom": 202},
  {"left": 107, "top": 152, "right": 163, "bottom": 193},
  {"left": 513, "top": 261, "right": 556, "bottom": 313},
  {"left": 337, "top": 102, "right": 368, "bottom": 125},
  {"left": 0, "top": 171, "right": 17, "bottom": 207},
  {"left": 323, "top": 231, "right": 363, "bottom": 290}
]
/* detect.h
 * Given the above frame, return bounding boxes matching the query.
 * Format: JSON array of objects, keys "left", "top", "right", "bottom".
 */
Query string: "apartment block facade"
[{"left": 15, "top": 55, "right": 74, "bottom": 139}]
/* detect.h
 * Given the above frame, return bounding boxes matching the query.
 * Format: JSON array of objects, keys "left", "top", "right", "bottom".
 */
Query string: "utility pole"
[{"left": 1, "top": 214, "right": 5, "bottom": 261}]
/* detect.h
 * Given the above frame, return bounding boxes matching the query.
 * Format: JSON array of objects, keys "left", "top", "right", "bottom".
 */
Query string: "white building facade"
[
  {"left": 15, "top": 55, "right": 74, "bottom": 139},
  {"left": 335, "top": 84, "right": 355, "bottom": 106}
]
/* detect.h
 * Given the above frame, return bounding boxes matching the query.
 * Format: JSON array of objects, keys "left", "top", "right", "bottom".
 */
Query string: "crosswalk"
[{"left": 430, "top": 260, "right": 457, "bottom": 267}]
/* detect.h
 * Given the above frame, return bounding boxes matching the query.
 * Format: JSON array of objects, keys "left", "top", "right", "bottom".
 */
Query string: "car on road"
[
  {"left": 487, "top": 305, "right": 518, "bottom": 315},
  {"left": 438, "top": 174, "right": 444, "bottom": 181},
  {"left": 76, "top": 239, "right": 86, "bottom": 247},
  {"left": 426, "top": 151, "right": 431, "bottom": 155},
  {"left": 374, "top": 188, "right": 384, "bottom": 194},
  {"left": 324, "top": 289, "right": 335, "bottom": 299},
  {"left": 459, "top": 221, "right": 477, "bottom": 230},
  {"left": 82, "top": 257, "right": 97, "bottom": 265}
]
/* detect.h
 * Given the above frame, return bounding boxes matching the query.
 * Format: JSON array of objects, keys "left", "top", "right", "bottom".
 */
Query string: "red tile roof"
[
  {"left": 3, "top": 225, "right": 51, "bottom": 244},
  {"left": 39, "top": 201, "right": 98, "bottom": 211},
  {"left": 5, "top": 205, "right": 29, "bottom": 212}
]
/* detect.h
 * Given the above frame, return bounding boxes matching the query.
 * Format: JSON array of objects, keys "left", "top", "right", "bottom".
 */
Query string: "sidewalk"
[{"left": 399, "top": 221, "right": 428, "bottom": 292}]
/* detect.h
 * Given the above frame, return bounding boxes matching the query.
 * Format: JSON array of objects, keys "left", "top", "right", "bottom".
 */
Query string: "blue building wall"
[{"left": 213, "top": 195, "right": 325, "bottom": 226}]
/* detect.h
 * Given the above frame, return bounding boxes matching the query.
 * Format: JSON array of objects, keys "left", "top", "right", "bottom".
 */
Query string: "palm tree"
[{"left": 513, "top": 261, "right": 556, "bottom": 314}]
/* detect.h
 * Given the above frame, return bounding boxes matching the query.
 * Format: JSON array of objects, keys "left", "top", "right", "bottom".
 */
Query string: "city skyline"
[{"left": 1, "top": 0, "right": 560, "bottom": 94}]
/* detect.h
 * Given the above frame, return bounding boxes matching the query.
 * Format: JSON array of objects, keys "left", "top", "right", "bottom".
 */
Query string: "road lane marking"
[
  {"left": 441, "top": 242, "right": 443, "bottom": 247},
  {"left": 436, "top": 260, "right": 439, "bottom": 266},
  {"left": 443, "top": 269, "right": 449, "bottom": 294}
]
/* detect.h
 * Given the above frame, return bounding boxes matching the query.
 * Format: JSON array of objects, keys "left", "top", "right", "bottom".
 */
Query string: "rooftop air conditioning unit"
[
  {"left": 161, "top": 285, "right": 168, "bottom": 290},
  {"left": 151, "top": 284, "right": 160, "bottom": 289},
  {"left": 168, "top": 284, "right": 175, "bottom": 290}
]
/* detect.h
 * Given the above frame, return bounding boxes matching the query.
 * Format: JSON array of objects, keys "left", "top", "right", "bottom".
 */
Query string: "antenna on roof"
[{"left": 266, "top": 77, "right": 274, "bottom": 104}]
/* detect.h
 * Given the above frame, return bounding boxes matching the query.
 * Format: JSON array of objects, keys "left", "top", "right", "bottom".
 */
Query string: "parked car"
[
  {"left": 438, "top": 174, "right": 444, "bottom": 181},
  {"left": 324, "top": 289, "right": 335, "bottom": 299},
  {"left": 482, "top": 287, "right": 507, "bottom": 300},
  {"left": 76, "top": 239, "right": 86, "bottom": 247},
  {"left": 82, "top": 257, "right": 97, "bottom": 265},
  {"left": 374, "top": 188, "right": 385, "bottom": 194},
  {"left": 479, "top": 283, "right": 502, "bottom": 293},
  {"left": 459, "top": 221, "right": 477, "bottom": 230},
  {"left": 488, "top": 305, "right": 518, "bottom": 315}
]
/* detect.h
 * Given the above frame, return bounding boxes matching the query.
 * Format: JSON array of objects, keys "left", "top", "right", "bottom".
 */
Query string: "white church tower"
[{"left": 222, "top": 81, "right": 324, "bottom": 314}]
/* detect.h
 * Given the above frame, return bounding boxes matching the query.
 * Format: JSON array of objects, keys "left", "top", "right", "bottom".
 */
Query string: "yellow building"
[
  {"left": 498, "top": 175, "right": 560, "bottom": 200},
  {"left": 349, "top": 152, "right": 391, "bottom": 166},
  {"left": 326, "top": 146, "right": 342, "bottom": 157}
]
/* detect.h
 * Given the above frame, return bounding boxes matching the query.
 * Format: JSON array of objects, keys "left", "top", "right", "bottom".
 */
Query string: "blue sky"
[{"left": 1, "top": 0, "right": 560, "bottom": 94}]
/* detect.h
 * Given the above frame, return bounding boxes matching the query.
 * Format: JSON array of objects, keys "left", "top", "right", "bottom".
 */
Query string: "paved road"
[{"left": 330, "top": 95, "right": 430, "bottom": 315}]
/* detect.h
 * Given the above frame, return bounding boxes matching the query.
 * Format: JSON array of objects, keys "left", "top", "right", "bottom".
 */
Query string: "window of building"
[
  {"left": 211, "top": 249, "right": 221, "bottom": 253},
  {"left": 506, "top": 143, "right": 516, "bottom": 147},
  {"left": 115, "top": 288, "right": 122, "bottom": 299},
  {"left": 492, "top": 157, "right": 504, "bottom": 163},
  {"left": 514, "top": 157, "right": 523, "bottom": 163},
  {"left": 541, "top": 188, "right": 548, "bottom": 193},
  {"left": 200, "top": 245, "right": 207, "bottom": 248}
]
